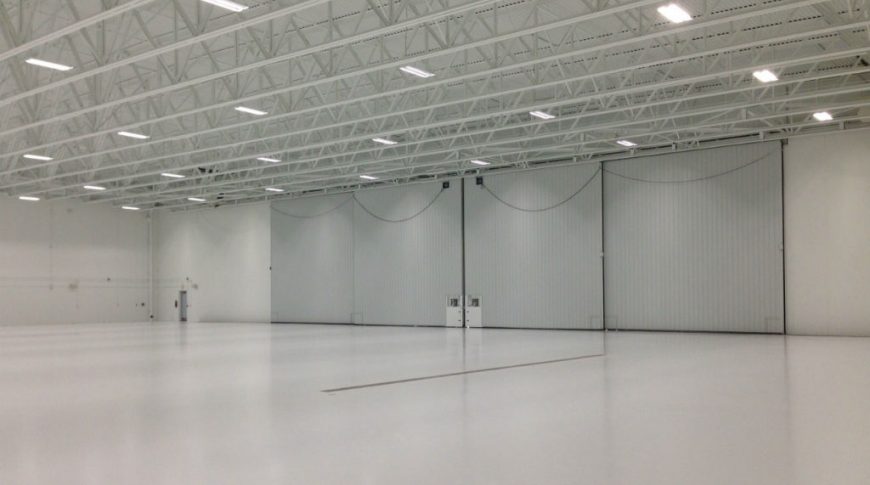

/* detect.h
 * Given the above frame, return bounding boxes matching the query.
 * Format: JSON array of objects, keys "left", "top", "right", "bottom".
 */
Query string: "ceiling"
[{"left": 0, "top": 0, "right": 868, "bottom": 210}]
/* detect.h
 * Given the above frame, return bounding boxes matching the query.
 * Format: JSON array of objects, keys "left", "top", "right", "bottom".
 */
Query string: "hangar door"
[
  {"left": 603, "top": 142, "right": 784, "bottom": 333},
  {"left": 271, "top": 181, "right": 462, "bottom": 326},
  {"left": 463, "top": 164, "right": 604, "bottom": 329}
]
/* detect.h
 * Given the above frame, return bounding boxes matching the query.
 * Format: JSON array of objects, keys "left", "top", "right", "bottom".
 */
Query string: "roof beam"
[
  {"left": 1, "top": 0, "right": 852, "bottom": 177},
  {"left": 0, "top": 0, "right": 154, "bottom": 64},
  {"left": 65, "top": 84, "right": 870, "bottom": 204}
]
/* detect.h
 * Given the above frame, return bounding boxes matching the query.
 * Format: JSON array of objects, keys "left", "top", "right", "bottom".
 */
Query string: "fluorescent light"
[
  {"left": 265, "top": 187, "right": 284, "bottom": 192},
  {"left": 813, "top": 111, "right": 833, "bottom": 121},
  {"left": 83, "top": 185, "right": 106, "bottom": 191},
  {"left": 234, "top": 106, "right": 267, "bottom": 116},
  {"left": 657, "top": 3, "right": 692, "bottom": 23},
  {"left": 23, "top": 154, "right": 53, "bottom": 161},
  {"left": 200, "top": 0, "right": 248, "bottom": 12},
  {"left": 529, "top": 110, "right": 556, "bottom": 120},
  {"left": 753, "top": 69, "right": 778, "bottom": 83},
  {"left": 616, "top": 140, "right": 638, "bottom": 147},
  {"left": 121, "top": 206, "right": 140, "bottom": 211},
  {"left": 359, "top": 175, "right": 378, "bottom": 180},
  {"left": 187, "top": 197, "right": 206, "bottom": 202},
  {"left": 25, "top": 58, "right": 73, "bottom": 71},
  {"left": 470, "top": 160, "right": 491, "bottom": 166},
  {"left": 117, "top": 131, "right": 149, "bottom": 139},
  {"left": 18, "top": 196, "right": 40, "bottom": 201},
  {"left": 161, "top": 172, "right": 185, "bottom": 179},
  {"left": 372, "top": 137, "right": 398, "bottom": 145},
  {"left": 257, "top": 157, "right": 280, "bottom": 163},
  {"left": 399, "top": 66, "right": 435, "bottom": 78}
]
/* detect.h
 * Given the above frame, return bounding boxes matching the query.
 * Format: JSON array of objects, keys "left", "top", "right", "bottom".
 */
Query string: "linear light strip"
[
  {"left": 234, "top": 106, "right": 267, "bottom": 116},
  {"left": 399, "top": 66, "right": 434, "bottom": 78},
  {"left": 117, "top": 131, "right": 150, "bottom": 139},
  {"left": 23, "top": 154, "right": 53, "bottom": 161},
  {"left": 200, "top": 0, "right": 249, "bottom": 12},
  {"left": 25, "top": 58, "right": 73, "bottom": 71}
]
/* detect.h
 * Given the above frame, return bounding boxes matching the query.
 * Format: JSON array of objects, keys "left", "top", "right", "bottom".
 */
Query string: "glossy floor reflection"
[{"left": 1, "top": 323, "right": 868, "bottom": 484}]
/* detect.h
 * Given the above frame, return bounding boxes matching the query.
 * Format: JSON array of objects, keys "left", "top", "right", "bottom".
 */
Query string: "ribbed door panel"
[
  {"left": 270, "top": 195, "right": 354, "bottom": 323},
  {"left": 464, "top": 164, "right": 603, "bottom": 329},
  {"left": 352, "top": 182, "right": 462, "bottom": 326},
  {"left": 603, "top": 142, "right": 784, "bottom": 332}
]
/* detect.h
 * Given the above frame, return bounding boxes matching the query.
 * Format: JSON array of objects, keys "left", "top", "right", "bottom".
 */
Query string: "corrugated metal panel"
[
  {"left": 603, "top": 142, "right": 784, "bottom": 332},
  {"left": 353, "top": 182, "right": 462, "bottom": 326},
  {"left": 464, "top": 164, "right": 603, "bottom": 329},
  {"left": 270, "top": 195, "right": 355, "bottom": 323}
]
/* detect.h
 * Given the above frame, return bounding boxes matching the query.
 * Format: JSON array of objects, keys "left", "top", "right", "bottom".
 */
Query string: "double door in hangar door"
[{"left": 446, "top": 295, "right": 481, "bottom": 328}]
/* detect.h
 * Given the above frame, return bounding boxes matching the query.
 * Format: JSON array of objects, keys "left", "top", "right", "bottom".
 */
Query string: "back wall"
[{"left": 0, "top": 197, "right": 150, "bottom": 325}]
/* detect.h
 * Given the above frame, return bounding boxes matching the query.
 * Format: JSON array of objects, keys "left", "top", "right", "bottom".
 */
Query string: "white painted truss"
[{"left": 0, "top": 0, "right": 868, "bottom": 209}]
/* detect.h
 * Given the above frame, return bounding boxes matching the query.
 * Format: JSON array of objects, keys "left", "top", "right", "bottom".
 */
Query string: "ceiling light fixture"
[
  {"left": 161, "top": 172, "right": 185, "bottom": 179},
  {"left": 616, "top": 140, "right": 638, "bottom": 147},
  {"left": 187, "top": 197, "right": 206, "bottom": 202},
  {"left": 257, "top": 157, "right": 281, "bottom": 163},
  {"left": 200, "top": 0, "right": 249, "bottom": 12},
  {"left": 657, "top": 3, "right": 692, "bottom": 23},
  {"left": 25, "top": 58, "right": 73, "bottom": 71},
  {"left": 234, "top": 106, "right": 267, "bottom": 116},
  {"left": 83, "top": 185, "right": 106, "bottom": 191},
  {"left": 19, "top": 196, "right": 40, "bottom": 201},
  {"left": 529, "top": 110, "right": 556, "bottom": 120},
  {"left": 265, "top": 187, "right": 284, "bottom": 192},
  {"left": 117, "top": 131, "right": 149, "bottom": 139},
  {"left": 121, "top": 206, "right": 140, "bottom": 211},
  {"left": 359, "top": 175, "right": 379, "bottom": 180},
  {"left": 23, "top": 154, "right": 53, "bottom": 161},
  {"left": 470, "top": 160, "right": 491, "bottom": 166},
  {"left": 812, "top": 111, "right": 833, "bottom": 121},
  {"left": 372, "top": 137, "right": 398, "bottom": 145},
  {"left": 752, "top": 69, "right": 779, "bottom": 83},
  {"left": 399, "top": 66, "right": 435, "bottom": 78}
]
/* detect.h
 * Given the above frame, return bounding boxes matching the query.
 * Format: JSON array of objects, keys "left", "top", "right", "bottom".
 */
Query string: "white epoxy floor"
[{"left": 1, "top": 323, "right": 869, "bottom": 485}]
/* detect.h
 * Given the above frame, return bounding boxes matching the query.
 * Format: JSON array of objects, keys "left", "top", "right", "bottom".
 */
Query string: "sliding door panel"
[
  {"left": 464, "top": 164, "right": 603, "bottom": 329},
  {"left": 603, "top": 142, "right": 784, "bottom": 332}
]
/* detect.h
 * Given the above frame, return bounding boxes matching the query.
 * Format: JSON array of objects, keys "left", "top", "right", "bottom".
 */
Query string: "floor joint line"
[{"left": 322, "top": 353, "right": 605, "bottom": 393}]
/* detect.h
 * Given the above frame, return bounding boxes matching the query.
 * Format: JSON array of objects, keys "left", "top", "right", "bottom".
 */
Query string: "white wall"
[
  {"left": 0, "top": 196, "right": 150, "bottom": 325},
  {"left": 784, "top": 130, "right": 870, "bottom": 336},
  {"left": 153, "top": 203, "right": 271, "bottom": 323}
]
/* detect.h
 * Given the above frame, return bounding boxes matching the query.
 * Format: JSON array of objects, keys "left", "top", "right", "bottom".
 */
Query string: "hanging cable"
[
  {"left": 270, "top": 196, "right": 354, "bottom": 218},
  {"left": 483, "top": 167, "right": 601, "bottom": 212},
  {"left": 353, "top": 188, "right": 446, "bottom": 223},
  {"left": 603, "top": 151, "right": 774, "bottom": 184}
]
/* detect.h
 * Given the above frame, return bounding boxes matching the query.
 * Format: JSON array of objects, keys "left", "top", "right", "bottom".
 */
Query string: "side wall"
[
  {"left": 153, "top": 202, "right": 271, "bottom": 323},
  {"left": 0, "top": 197, "right": 150, "bottom": 325},
  {"left": 784, "top": 130, "right": 870, "bottom": 336}
]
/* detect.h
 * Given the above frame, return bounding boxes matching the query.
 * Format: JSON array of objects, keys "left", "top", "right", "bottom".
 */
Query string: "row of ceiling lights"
[{"left": 11, "top": 2, "right": 838, "bottom": 208}]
